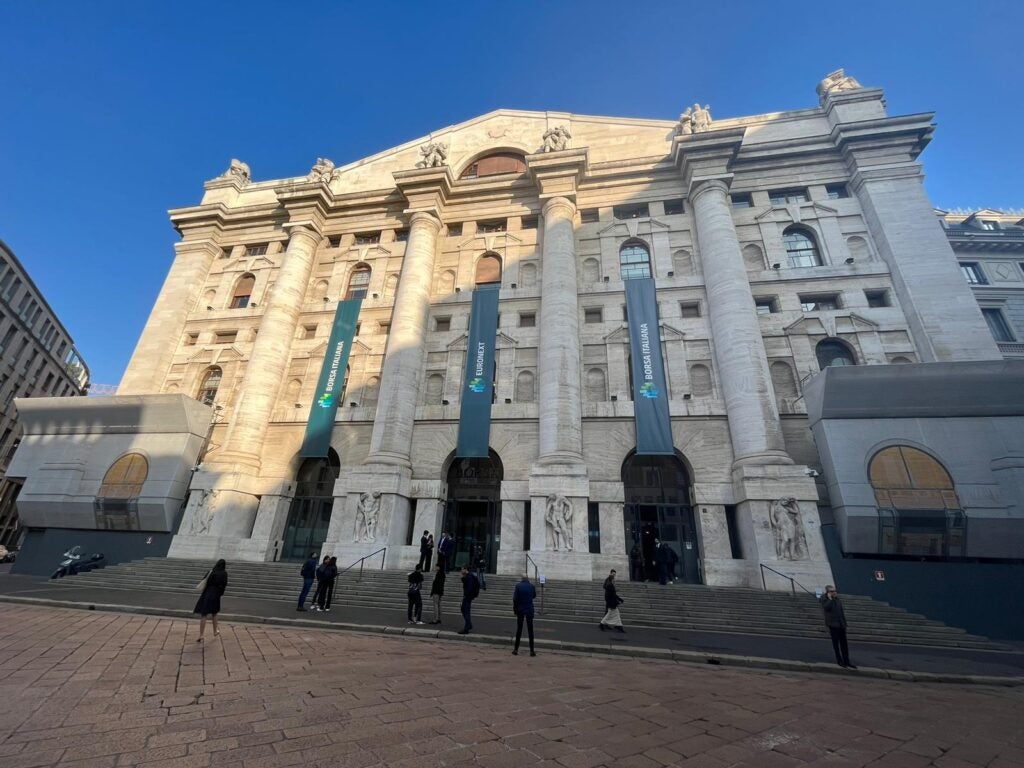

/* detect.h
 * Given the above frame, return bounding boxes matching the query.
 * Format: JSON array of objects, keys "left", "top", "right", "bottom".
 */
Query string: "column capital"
[
  {"left": 672, "top": 126, "right": 744, "bottom": 198},
  {"left": 542, "top": 196, "right": 576, "bottom": 220},
  {"left": 276, "top": 181, "right": 332, "bottom": 234},
  {"left": 526, "top": 148, "right": 588, "bottom": 201},
  {"left": 169, "top": 203, "right": 229, "bottom": 239},
  {"left": 282, "top": 222, "right": 323, "bottom": 242},
  {"left": 688, "top": 177, "right": 733, "bottom": 205},
  {"left": 408, "top": 210, "right": 442, "bottom": 232},
  {"left": 393, "top": 165, "right": 454, "bottom": 217}
]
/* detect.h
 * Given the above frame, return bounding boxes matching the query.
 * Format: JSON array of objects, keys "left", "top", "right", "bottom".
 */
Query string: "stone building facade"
[
  {"left": 0, "top": 239, "right": 90, "bottom": 547},
  {"left": 12, "top": 71, "right": 1019, "bottom": 590},
  {"left": 939, "top": 208, "right": 1024, "bottom": 359}
]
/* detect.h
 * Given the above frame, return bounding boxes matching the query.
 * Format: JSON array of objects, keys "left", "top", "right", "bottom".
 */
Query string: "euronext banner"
[
  {"left": 625, "top": 278, "right": 674, "bottom": 455},
  {"left": 299, "top": 298, "right": 362, "bottom": 457},
  {"left": 456, "top": 285, "right": 500, "bottom": 458}
]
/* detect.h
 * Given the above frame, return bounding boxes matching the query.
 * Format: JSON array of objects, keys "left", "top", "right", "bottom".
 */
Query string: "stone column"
[
  {"left": 366, "top": 211, "right": 442, "bottom": 465},
  {"left": 690, "top": 178, "right": 789, "bottom": 467},
  {"left": 536, "top": 196, "right": 584, "bottom": 464},
  {"left": 118, "top": 232, "right": 221, "bottom": 395}
]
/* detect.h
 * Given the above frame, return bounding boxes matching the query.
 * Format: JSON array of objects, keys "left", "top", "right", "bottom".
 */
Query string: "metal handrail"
[
  {"left": 338, "top": 547, "right": 387, "bottom": 581},
  {"left": 759, "top": 563, "right": 815, "bottom": 595},
  {"left": 524, "top": 553, "right": 544, "bottom": 615}
]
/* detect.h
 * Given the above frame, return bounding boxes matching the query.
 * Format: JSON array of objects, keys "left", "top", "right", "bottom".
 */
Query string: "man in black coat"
[
  {"left": 654, "top": 540, "right": 671, "bottom": 585},
  {"left": 297, "top": 552, "right": 317, "bottom": 611},
  {"left": 438, "top": 532, "right": 455, "bottom": 572},
  {"left": 821, "top": 585, "right": 856, "bottom": 669},
  {"left": 457, "top": 565, "right": 480, "bottom": 634},
  {"left": 417, "top": 531, "right": 430, "bottom": 570}
]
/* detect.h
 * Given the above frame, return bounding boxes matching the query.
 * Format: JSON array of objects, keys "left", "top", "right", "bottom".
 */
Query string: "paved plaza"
[{"left": 0, "top": 606, "right": 1021, "bottom": 767}]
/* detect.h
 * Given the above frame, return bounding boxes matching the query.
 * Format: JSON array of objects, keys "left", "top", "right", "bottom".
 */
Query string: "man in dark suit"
[
  {"left": 417, "top": 530, "right": 430, "bottom": 570},
  {"left": 438, "top": 531, "right": 455, "bottom": 572},
  {"left": 821, "top": 585, "right": 857, "bottom": 669}
]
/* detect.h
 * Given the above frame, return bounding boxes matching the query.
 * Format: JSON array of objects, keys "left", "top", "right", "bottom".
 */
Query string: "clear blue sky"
[{"left": 1, "top": 0, "right": 1021, "bottom": 387}]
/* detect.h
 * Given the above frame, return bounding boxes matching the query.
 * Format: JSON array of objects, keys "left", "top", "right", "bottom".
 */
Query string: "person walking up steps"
[
  {"left": 297, "top": 552, "right": 317, "bottom": 611},
  {"left": 599, "top": 569, "right": 626, "bottom": 633},
  {"left": 512, "top": 573, "right": 537, "bottom": 657},
  {"left": 428, "top": 562, "right": 445, "bottom": 625},
  {"left": 458, "top": 565, "right": 480, "bottom": 634},
  {"left": 407, "top": 564, "right": 425, "bottom": 624},
  {"left": 194, "top": 559, "right": 228, "bottom": 642}
]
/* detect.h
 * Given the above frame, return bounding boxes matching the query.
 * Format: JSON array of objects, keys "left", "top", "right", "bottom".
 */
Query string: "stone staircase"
[{"left": 58, "top": 557, "right": 1006, "bottom": 650}]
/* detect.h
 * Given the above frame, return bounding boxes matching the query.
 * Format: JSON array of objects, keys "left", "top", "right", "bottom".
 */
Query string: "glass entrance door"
[
  {"left": 281, "top": 496, "right": 332, "bottom": 561},
  {"left": 623, "top": 503, "right": 701, "bottom": 583},
  {"left": 443, "top": 500, "right": 498, "bottom": 573}
]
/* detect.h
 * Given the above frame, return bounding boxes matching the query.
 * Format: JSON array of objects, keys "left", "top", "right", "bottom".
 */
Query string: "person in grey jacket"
[{"left": 820, "top": 584, "right": 856, "bottom": 669}]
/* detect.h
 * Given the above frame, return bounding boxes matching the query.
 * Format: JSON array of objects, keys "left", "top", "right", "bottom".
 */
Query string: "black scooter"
[{"left": 50, "top": 546, "right": 106, "bottom": 579}]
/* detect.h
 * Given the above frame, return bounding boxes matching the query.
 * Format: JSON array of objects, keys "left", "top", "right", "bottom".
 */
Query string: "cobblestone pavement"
[{"left": 1, "top": 606, "right": 1022, "bottom": 768}]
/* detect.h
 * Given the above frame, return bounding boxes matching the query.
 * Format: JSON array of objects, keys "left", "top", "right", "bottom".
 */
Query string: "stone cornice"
[
  {"left": 672, "top": 127, "right": 745, "bottom": 196},
  {"left": 526, "top": 148, "right": 589, "bottom": 200},
  {"left": 393, "top": 165, "right": 455, "bottom": 217},
  {"left": 831, "top": 112, "right": 936, "bottom": 164},
  {"left": 275, "top": 181, "right": 335, "bottom": 234}
]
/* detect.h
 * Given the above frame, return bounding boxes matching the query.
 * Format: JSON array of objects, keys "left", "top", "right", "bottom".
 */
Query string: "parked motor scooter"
[{"left": 51, "top": 545, "right": 106, "bottom": 579}]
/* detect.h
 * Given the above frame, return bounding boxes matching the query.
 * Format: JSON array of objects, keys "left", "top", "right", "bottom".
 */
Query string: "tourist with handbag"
[{"left": 194, "top": 559, "right": 228, "bottom": 642}]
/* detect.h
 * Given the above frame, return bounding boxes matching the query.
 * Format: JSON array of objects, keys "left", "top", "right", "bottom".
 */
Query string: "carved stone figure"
[
  {"left": 545, "top": 493, "right": 574, "bottom": 551},
  {"left": 415, "top": 142, "right": 448, "bottom": 168},
  {"left": 691, "top": 103, "right": 712, "bottom": 133},
  {"left": 769, "top": 497, "right": 808, "bottom": 560},
  {"left": 307, "top": 157, "right": 339, "bottom": 184},
  {"left": 816, "top": 69, "right": 863, "bottom": 100},
  {"left": 541, "top": 125, "right": 572, "bottom": 152},
  {"left": 218, "top": 159, "right": 251, "bottom": 185},
  {"left": 677, "top": 107, "right": 693, "bottom": 136},
  {"left": 353, "top": 491, "right": 382, "bottom": 543},
  {"left": 188, "top": 490, "right": 217, "bottom": 536}
]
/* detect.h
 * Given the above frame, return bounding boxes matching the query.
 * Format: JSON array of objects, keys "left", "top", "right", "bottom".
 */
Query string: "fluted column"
[
  {"left": 367, "top": 211, "right": 441, "bottom": 466},
  {"left": 118, "top": 236, "right": 220, "bottom": 395},
  {"left": 690, "top": 179, "right": 790, "bottom": 466},
  {"left": 535, "top": 196, "right": 584, "bottom": 463},
  {"left": 214, "top": 224, "right": 321, "bottom": 471}
]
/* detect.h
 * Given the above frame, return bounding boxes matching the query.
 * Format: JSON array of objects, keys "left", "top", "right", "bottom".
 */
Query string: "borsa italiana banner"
[
  {"left": 299, "top": 298, "right": 363, "bottom": 457},
  {"left": 456, "top": 285, "right": 500, "bottom": 458},
  {"left": 624, "top": 278, "right": 674, "bottom": 455}
]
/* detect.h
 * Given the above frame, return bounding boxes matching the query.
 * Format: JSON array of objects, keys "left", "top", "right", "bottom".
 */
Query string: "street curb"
[{"left": 2, "top": 594, "right": 1021, "bottom": 687}]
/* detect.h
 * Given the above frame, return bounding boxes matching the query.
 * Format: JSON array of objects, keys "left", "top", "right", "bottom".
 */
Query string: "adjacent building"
[
  {"left": 8, "top": 71, "right": 1023, "bottom": 634},
  {"left": 0, "top": 239, "right": 90, "bottom": 546}
]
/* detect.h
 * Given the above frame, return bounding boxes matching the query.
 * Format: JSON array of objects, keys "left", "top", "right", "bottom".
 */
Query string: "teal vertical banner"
[
  {"left": 625, "top": 278, "right": 674, "bottom": 455},
  {"left": 456, "top": 285, "right": 500, "bottom": 458},
  {"left": 299, "top": 298, "right": 363, "bottom": 457}
]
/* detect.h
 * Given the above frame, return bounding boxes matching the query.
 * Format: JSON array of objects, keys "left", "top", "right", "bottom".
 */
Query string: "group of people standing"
[
  {"left": 296, "top": 554, "right": 338, "bottom": 612},
  {"left": 628, "top": 539, "right": 680, "bottom": 585}
]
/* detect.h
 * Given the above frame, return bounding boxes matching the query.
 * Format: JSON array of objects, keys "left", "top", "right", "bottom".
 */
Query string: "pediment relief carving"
[
  {"left": 755, "top": 201, "right": 838, "bottom": 224},
  {"left": 457, "top": 231, "right": 523, "bottom": 252},
  {"left": 214, "top": 346, "right": 244, "bottom": 362},
  {"left": 784, "top": 311, "right": 877, "bottom": 338},
  {"left": 603, "top": 321, "right": 683, "bottom": 344},
  {"left": 187, "top": 348, "right": 216, "bottom": 364},
  {"left": 340, "top": 244, "right": 392, "bottom": 262},
  {"left": 446, "top": 331, "right": 518, "bottom": 351},
  {"left": 304, "top": 338, "right": 371, "bottom": 359}
]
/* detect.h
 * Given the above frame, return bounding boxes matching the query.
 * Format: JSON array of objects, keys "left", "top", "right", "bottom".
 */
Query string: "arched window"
[
  {"left": 230, "top": 273, "right": 255, "bottom": 308},
  {"left": 816, "top": 339, "right": 856, "bottom": 369},
  {"left": 620, "top": 241, "right": 652, "bottom": 281},
  {"left": 345, "top": 264, "right": 371, "bottom": 300},
  {"left": 197, "top": 366, "right": 222, "bottom": 406},
  {"left": 869, "top": 446, "right": 964, "bottom": 557},
  {"left": 459, "top": 152, "right": 527, "bottom": 180},
  {"left": 475, "top": 254, "right": 502, "bottom": 286},
  {"left": 519, "top": 263, "right": 538, "bottom": 288},
  {"left": 783, "top": 226, "right": 822, "bottom": 268},
  {"left": 98, "top": 453, "right": 148, "bottom": 499},
  {"left": 515, "top": 370, "right": 535, "bottom": 402}
]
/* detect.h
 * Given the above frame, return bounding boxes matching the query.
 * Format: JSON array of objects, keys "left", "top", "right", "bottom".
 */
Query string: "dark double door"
[
  {"left": 624, "top": 503, "right": 700, "bottom": 584},
  {"left": 442, "top": 500, "right": 499, "bottom": 573},
  {"left": 281, "top": 495, "right": 333, "bottom": 562}
]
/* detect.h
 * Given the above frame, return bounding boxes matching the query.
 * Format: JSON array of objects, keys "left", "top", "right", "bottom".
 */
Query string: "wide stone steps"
[{"left": 58, "top": 557, "right": 1005, "bottom": 649}]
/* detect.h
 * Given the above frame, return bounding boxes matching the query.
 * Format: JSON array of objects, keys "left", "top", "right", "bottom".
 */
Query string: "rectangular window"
[
  {"left": 584, "top": 308, "right": 603, "bottom": 324},
  {"left": 724, "top": 506, "right": 743, "bottom": 559},
  {"left": 0, "top": 327, "right": 16, "bottom": 354},
  {"left": 301, "top": 325, "right": 317, "bottom": 340},
  {"left": 580, "top": 208, "right": 600, "bottom": 223},
  {"left": 378, "top": 322, "right": 391, "bottom": 335},
  {"left": 754, "top": 297, "right": 778, "bottom": 315},
  {"left": 865, "top": 290, "right": 890, "bottom": 308},
  {"left": 327, "top": 235, "right": 342, "bottom": 248},
  {"left": 220, "top": 247, "right": 233, "bottom": 259},
  {"left": 730, "top": 193, "right": 753, "bottom": 209},
  {"left": 184, "top": 333, "right": 198, "bottom": 346},
  {"left": 960, "top": 262, "right": 986, "bottom": 284},
  {"left": 613, "top": 203, "right": 649, "bottom": 220},
  {"left": 434, "top": 316, "right": 451, "bottom": 332},
  {"left": 394, "top": 229, "right": 409, "bottom": 242},
  {"left": 355, "top": 323, "right": 361, "bottom": 336},
  {"left": 478, "top": 220, "right": 506, "bottom": 233},
  {"left": 521, "top": 216, "right": 539, "bottom": 230},
  {"left": 982, "top": 308, "right": 1015, "bottom": 342},
  {"left": 799, "top": 294, "right": 840, "bottom": 312},
  {"left": 245, "top": 243, "right": 268, "bottom": 257},
  {"left": 662, "top": 199, "right": 685, "bottom": 216},
  {"left": 587, "top": 502, "right": 601, "bottom": 554},
  {"left": 229, "top": 295, "right": 249, "bottom": 309},
  {"left": 4, "top": 277, "right": 22, "bottom": 301},
  {"left": 354, "top": 232, "right": 380, "bottom": 245},
  {"left": 679, "top": 302, "right": 701, "bottom": 318},
  {"left": 769, "top": 188, "right": 808, "bottom": 205},
  {"left": 622, "top": 304, "right": 628, "bottom": 322},
  {"left": 825, "top": 183, "right": 850, "bottom": 199},
  {"left": 215, "top": 331, "right": 237, "bottom": 344},
  {"left": 523, "top": 501, "right": 531, "bottom": 551},
  {"left": 42, "top": 372, "right": 54, "bottom": 391},
  {"left": 447, "top": 223, "right": 463, "bottom": 237},
  {"left": 518, "top": 312, "right": 536, "bottom": 328}
]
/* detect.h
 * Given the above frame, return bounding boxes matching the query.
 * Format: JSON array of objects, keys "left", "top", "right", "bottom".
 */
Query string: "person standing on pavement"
[
  {"left": 321, "top": 556, "right": 339, "bottom": 612},
  {"left": 598, "top": 569, "right": 626, "bottom": 633},
  {"left": 457, "top": 565, "right": 480, "bottom": 634},
  {"left": 654, "top": 539, "right": 671, "bottom": 585},
  {"left": 297, "top": 552, "right": 318, "bottom": 611},
  {"left": 311, "top": 555, "right": 330, "bottom": 612},
  {"left": 512, "top": 573, "right": 537, "bottom": 657},
  {"left": 194, "top": 559, "right": 228, "bottom": 642},
  {"left": 821, "top": 585, "right": 856, "bottom": 669},
  {"left": 428, "top": 562, "right": 445, "bottom": 625},
  {"left": 424, "top": 534, "right": 434, "bottom": 572},
  {"left": 407, "top": 564, "right": 425, "bottom": 624},
  {"left": 473, "top": 544, "right": 488, "bottom": 590},
  {"left": 417, "top": 531, "right": 431, "bottom": 570}
]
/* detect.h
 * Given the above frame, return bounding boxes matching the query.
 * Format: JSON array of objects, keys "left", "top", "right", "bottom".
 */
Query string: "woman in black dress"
[{"left": 194, "top": 559, "right": 228, "bottom": 642}]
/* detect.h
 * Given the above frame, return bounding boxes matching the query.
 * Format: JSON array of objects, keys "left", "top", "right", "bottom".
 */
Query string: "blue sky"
[{"left": 1, "top": 0, "right": 1021, "bottom": 387}]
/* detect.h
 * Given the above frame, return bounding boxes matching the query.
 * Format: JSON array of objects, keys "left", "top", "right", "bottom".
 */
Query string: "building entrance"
[
  {"left": 621, "top": 453, "right": 701, "bottom": 584},
  {"left": 442, "top": 451, "right": 502, "bottom": 573},
  {"left": 281, "top": 450, "right": 340, "bottom": 562}
]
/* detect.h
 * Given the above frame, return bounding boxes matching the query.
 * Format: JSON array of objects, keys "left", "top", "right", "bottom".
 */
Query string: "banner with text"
[
  {"left": 625, "top": 278, "right": 674, "bottom": 455},
  {"left": 456, "top": 285, "right": 500, "bottom": 458},
  {"left": 299, "top": 298, "right": 362, "bottom": 457}
]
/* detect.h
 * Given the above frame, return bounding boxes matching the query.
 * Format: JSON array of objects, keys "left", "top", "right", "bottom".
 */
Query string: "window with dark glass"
[
  {"left": 518, "top": 312, "right": 536, "bottom": 328},
  {"left": 584, "top": 308, "right": 603, "bottom": 324},
  {"left": 730, "top": 193, "right": 753, "bottom": 209},
  {"left": 198, "top": 367, "right": 222, "bottom": 406},
  {"left": 587, "top": 502, "right": 601, "bottom": 554},
  {"left": 477, "top": 220, "right": 506, "bottom": 234},
  {"left": 981, "top": 308, "right": 1015, "bottom": 342},
  {"left": 960, "top": 262, "right": 986, "bottom": 284},
  {"left": 220, "top": 247, "right": 233, "bottom": 259},
  {"left": 215, "top": 330, "right": 237, "bottom": 344},
  {"left": 800, "top": 294, "right": 840, "bottom": 312},
  {"left": 520, "top": 216, "right": 538, "bottom": 230},
  {"left": 865, "top": 290, "right": 890, "bottom": 308},
  {"left": 754, "top": 297, "right": 778, "bottom": 315},
  {"left": 769, "top": 188, "right": 808, "bottom": 205},
  {"left": 613, "top": 203, "right": 649, "bottom": 220},
  {"left": 394, "top": 229, "right": 409, "bottom": 242},
  {"left": 783, "top": 227, "right": 822, "bottom": 268},
  {"left": 345, "top": 264, "right": 372, "bottom": 299},
  {"left": 245, "top": 243, "right": 268, "bottom": 257},
  {"left": 815, "top": 339, "right": 856, "bottom": 368},
  {"left": 663, "top": 199, "right": 685, "bottom": 216},
  {"left": 580, "top": 208, "right": 600, "bottom": 223},
  {"left": 434, "top": 316, "right": 451, "bottom": 332},
  {"left": 619, "top": 241, "right": 652, "bottom": 280},
  {"left": 301, "top": 325, "right": 317, "bottom": 340},
  {"left": 447, "top": 223, "right": 463, "bottom": 237},
  {"left": 230, "top": 273, "right": 255, "bottom": 309},
  {"left": 327, "top": 235, "right": 342, "bottom": 248},
  {"left": 680, "top": 302, "right": 700, "bottom": 318},
  {"left": 825, "top": 183, "right": 850, "bottom": 199},
  {"left": 354, "top": 232, "right": 380, "bottom": 245},
  {"left": 458, "top": 152, "right": 527, "bottom": 180}
]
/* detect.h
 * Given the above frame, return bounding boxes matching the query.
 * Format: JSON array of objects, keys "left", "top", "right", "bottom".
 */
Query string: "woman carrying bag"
[{"left": 194, "top": 559, "right": 228, "bottom": 642}]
